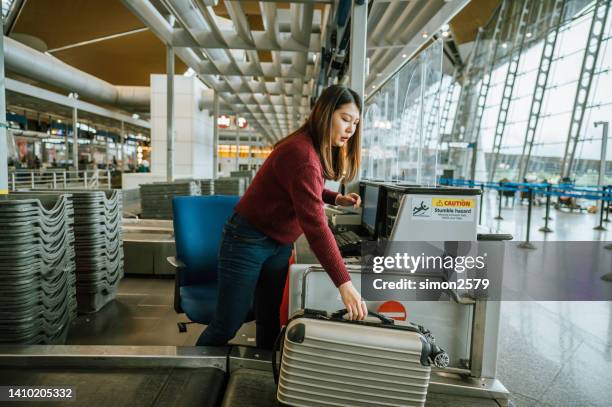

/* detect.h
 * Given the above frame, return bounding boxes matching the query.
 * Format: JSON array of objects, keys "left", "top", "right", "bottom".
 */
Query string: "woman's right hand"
[{"left": 338, "top": 281, "right": 367, "bottom": 320}]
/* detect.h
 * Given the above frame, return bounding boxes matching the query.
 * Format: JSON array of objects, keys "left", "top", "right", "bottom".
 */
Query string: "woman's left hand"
[{"left": 335, "top": 193, "right": 361, "bottom": 208}]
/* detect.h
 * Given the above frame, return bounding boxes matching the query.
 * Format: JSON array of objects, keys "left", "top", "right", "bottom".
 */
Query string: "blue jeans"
[{"left": 196, "top": 212, "right": 292, "bottom": 349}]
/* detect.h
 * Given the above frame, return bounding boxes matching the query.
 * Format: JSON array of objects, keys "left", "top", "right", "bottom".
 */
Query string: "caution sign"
[
  {"left": 377, "top": 301, "right": 407, "bottom": 321},
  {"left": 410, "top": 196, "right": 475, "bottom": 222}
]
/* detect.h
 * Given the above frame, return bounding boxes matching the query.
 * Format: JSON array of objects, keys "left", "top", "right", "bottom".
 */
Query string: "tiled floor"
[
  {"left": 480, "top": 192, "right": 612, "bottom": 406},
  {"left": 496, "top": 301, "right": 612, "bottom": 406},
  {"left": 66, "top": 276, "right": 256, "bottom": 348},
  {"left": 480, "top": 190, "right": 612, "bottom": 242}
]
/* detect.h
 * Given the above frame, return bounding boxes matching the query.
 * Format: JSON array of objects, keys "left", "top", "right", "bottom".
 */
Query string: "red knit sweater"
[{"left": 234, "top": 132, "right": 351, "bottom": 287}]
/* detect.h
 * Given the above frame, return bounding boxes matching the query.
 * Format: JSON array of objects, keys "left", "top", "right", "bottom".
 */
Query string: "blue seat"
[{"left": 170, "top": 195, "right": 251, "bottom": 331}]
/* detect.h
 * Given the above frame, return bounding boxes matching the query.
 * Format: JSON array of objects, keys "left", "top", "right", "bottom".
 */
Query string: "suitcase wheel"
[{"left": 433, "top": 352, "right": 450, "bottom": 368}]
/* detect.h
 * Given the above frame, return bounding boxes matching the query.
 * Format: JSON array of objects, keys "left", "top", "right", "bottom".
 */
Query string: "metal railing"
[{"left": 8, "top": 169, "right": 112, "bottom": 191}]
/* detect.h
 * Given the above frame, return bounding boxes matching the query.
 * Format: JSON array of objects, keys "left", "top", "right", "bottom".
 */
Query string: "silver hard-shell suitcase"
[{"left": 273, "top": 309, "right": 449, "bottom": 407}]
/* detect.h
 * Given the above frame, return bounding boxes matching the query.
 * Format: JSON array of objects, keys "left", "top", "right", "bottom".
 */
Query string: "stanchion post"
[
  {"left": 594, "top": 189, "right": 607, "bottom": 231},
  {"left": 542, "top": 184, "right": 553, "bottom": 220},
  {"left": 495, "top": 183, "right": 504, "bottom": 220},
  {"left": 604, "top": 186, "right": 610, "bottom": 223},
  {"left": 479, "top": 185, "right": 484, "bottom": 225},
  {"left": 519, "top": 187, "right": 536, "bottom": 249},
  {"left": 540, "top": 184, "right": 553, "bottom": 233}
]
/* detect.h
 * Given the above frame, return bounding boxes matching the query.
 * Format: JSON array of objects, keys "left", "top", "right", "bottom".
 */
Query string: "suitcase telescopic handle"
[{"left": 331, "top": 309, "right": 395, "bottom": 325}]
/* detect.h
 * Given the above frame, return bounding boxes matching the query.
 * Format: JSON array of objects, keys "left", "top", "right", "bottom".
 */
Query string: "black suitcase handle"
[{"left": 331, "top": 309, "right": 395, "bottom": 325}]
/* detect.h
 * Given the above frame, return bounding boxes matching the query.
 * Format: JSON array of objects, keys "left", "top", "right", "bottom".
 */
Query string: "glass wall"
[
  {"left": 361, "top": 40, "right": 443, "bottom": 185},
  {"left": 435, "top": 0, "right": 612, "bottom": 185},
  {"left": 362, "top": 0, "right": 612, "bottom": 186}
]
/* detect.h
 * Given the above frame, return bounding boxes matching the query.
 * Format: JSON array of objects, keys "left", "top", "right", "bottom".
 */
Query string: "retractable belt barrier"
[{"left": 440, "top": 178, "right": 612, "bottom": 244}]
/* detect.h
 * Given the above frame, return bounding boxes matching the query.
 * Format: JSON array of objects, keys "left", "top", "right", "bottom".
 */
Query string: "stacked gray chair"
[
  {"left": 140, "top": 180, "right": 201, "bottom": 219},
  {"left": 69, "top": 190, "right": 123, "bottom": 313},
  {"left": 215, "top": 177, "right": 246, "bottom": 196},
  {"left": 199, "top": 179, "right": 215, "bottom": 195},
  {"left": 230, "top": 170, "right": 256, "bottom": 188},
  {"left": 122, "top": 188, "right": 140, "bottom": 215},
  {"left": 13, "top": 190, "right": 124, "bottom": 313},
  {"left": 0, "top": 194, "right": 77, "bottom": 344}
]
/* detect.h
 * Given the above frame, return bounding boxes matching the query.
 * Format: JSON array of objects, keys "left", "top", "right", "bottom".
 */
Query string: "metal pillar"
[
  {"left": 248, "top": 127, "right": 253, "bottom": 169},
  {"left": 105, "top": 130, "right": 110, "bottom": 167},
  {"left": 468, "top": 0, "right": 510, "bottom": 180},
  {"left": 72, "top": 95, "right": 79, "bottom": 172},
  {"left": 561, "top": 0, "right": 611, "bottom": 178},
  {"left": 518, "top": 0, "right": 565, "bottom": 181},
  {"left": 259, "top": 133, "right": 263, "bottom": 169},
  {"left": 120, "top": 121, "right": 125, "bottom": 171},
  {"left": 166, "top": 44, "right": 175, "bottom": 182},
  {"left": 488, "top": 0, "right": 532, "bottom": 182},
  {"left": 213, "top": 91, "right": 219, "bottom": 179},
  {"left": 349, "top": 0, "right": 367, "bottom": 101},
  {"left": 235, "top": 121, "right": 240, "bottom": 171},
  {"left": 0, "top": 18, "right": 7, "bottom": 195}
]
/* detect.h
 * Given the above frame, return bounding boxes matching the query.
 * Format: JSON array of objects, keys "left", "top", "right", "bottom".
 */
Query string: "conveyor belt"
[
  {"left": 0, "top": 345, "right": 506, "bottom": 407},
  {"left": 221, "top": 368, "right": 279, "bottom": 407},
  {"left": 221, "top": 368, "right": 501, "bottom": 407},
  {"left": 0, "top": 367, "right": 226, "bottom": 407}
]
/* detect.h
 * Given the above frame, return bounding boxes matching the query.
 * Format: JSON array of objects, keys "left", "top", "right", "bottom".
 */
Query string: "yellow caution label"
[
  {"left": 432, "top": 198, "right": 475, "bottom": 208},
  {"left": 0, "top": 189, "right": 8, "bottom": 195}
]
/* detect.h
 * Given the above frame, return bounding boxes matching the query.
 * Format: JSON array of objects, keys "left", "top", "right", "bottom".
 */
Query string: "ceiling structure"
[
  {"left": 364, "top": 0, "right": 471, "bottom": 96},
  {"left": 122, "top": 0, "right": 330, "bottom": 144},
  {"left": 7, "top": 0, "right": 187, "bottom": 85},
  {"left": 3, "top": 0, "right": 494, "bottom": 144}
]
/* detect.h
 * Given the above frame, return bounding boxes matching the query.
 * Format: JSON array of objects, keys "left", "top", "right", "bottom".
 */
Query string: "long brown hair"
[{"left": 274, "top": 85, "right": 362, "bottom": 182}]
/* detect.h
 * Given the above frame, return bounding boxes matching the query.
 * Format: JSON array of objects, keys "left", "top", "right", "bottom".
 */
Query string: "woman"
[{"left": 197, "top": 85, "right": 367, "bottom": 349}]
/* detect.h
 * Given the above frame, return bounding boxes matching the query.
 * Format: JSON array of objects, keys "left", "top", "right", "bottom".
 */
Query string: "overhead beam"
[
  {"left": 172, "top": 29, "right": 321, "bottom": 52},
  {"left": 47, "top": 28, "right": 150, "bottom": 53},
  {"left": 256, "top": 0, "right": 332, "bottom": 3},
  {"left": 166, "top": 44, "right": 175, "bottom": 182},
  {"left": 5, "top": 78, "right": 151, "bottom": 129},
  {"left": 350, "top": 0, "right": 368, "bottom": 100},
  {"left": 198, "top": 60, "right": 315, "bottom": 79}
]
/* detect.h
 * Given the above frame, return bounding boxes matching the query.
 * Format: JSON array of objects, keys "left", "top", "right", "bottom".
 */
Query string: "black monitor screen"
[{"left": 362, "top": 185, "right": 379, "bottom": 234}]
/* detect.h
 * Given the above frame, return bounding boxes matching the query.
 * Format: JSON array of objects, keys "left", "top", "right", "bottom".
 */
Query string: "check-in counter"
[{"left": 122, "top": 219, "right": 176, "bottom": 275}]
